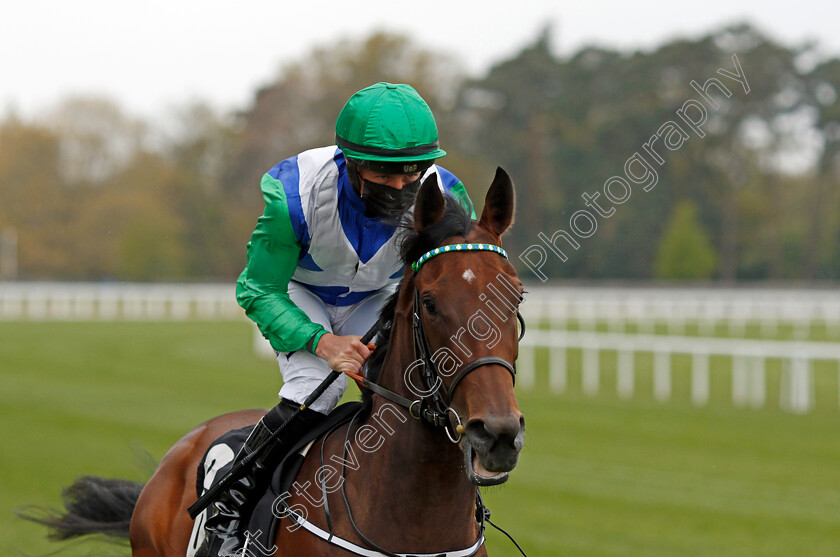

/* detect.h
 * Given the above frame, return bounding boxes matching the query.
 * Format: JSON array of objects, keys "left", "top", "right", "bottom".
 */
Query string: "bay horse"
[{"left": 24, "top": 168, "right": 525, "bottom": 556}]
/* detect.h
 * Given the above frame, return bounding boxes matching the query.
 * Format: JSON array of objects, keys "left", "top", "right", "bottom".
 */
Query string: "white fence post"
[
  {"left": 691, "top": 351, "right": 710, "bottom": 406},
  {"left": 549, "top": 300, "right": 567, "bottom": 330},
  {"left": 667, "top": 301, "right": 685, "bottom": 335},
  {"left": 171, "top": 292, "right": 191, "bottom": 320},
  {"left": 74, "top": 290, "right": 96, "bottom": 319},
  {"left": 124, "top": 290, "right": 144, "bottom": 319},
  {"left": 582, "top": 348, "right": 599, "bottom": 396},
  {"left": 51, "top": 293, "right": 72, "bottom": 319},
  {"left": 518, "top": 344, "right": 536, "bottom": 390},
  {"left": 699, "top": 300, "right": 719, "bottom": 336},
  {"left": 749, "top": 354, "right": 766, "bottom": 409},
  {"left": 607, "top": 310, "right": 625, "bottom": 333},
  {"left": 147, "top": 292, "right": 167, "bottom": 319},
  {"left": 654, "top": 349, "right": 671, "bottom": 402},
  {"left": 0, "top": 291, "right": 23, "bottom": 318},
  {"left": 828, "top": 303, "right": 840, "bottom": 338},
  {"left": 781, "top": 354, "right": 813, "bottom": 414},
  {"left": 617, "top": 348, "right": 634, "bottom": 399},
  {"left": 549, "top": 345, "right": 567, "bottom": 393},
  {"left": 732, "top": 355, "right": 749, "bottom": 407},
  {"left": 28, "top": 292, "right": 47, "bottom": 319},
  {"left": 578, "top": 301, "right": 596, "bottom": 331}
]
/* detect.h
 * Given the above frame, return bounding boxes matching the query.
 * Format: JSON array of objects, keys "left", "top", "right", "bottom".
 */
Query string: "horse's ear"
[
  {"left": 479, "top": 167, "right": 515, "bottom": 237},
  {"left": 414, "top": 173, "right": 445, "bottom": 230}
]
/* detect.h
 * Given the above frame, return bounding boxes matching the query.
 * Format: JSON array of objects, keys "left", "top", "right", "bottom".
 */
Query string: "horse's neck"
[{"left": 358, "top": 318, "right": 477, "bottom": 531}]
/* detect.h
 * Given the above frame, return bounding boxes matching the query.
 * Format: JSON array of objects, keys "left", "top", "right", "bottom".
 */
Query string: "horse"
[{"left": 23, "top": 167, "right": 525, "bottom": 557}]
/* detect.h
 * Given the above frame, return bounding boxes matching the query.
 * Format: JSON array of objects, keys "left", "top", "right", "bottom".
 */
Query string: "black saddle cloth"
[{"left": 195, "top": 402, "right": 362, "bottom": 555}]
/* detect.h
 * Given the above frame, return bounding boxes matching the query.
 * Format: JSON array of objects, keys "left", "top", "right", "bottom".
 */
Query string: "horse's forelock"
[{"left": 400, "top": 197, "right": 474, "bottom": 266}]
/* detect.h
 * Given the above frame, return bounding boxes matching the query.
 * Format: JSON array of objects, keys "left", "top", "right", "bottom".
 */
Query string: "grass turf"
[{"left": 1, "top": 320, "right": 838, "bottom": 556}]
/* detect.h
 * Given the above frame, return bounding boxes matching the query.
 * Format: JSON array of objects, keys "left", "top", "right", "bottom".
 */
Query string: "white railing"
[
  {"left": 4, "top": 283, "right": 837, "bottom": 327},
  {"left": 4, "top": 282, "right": 839, "bottom": 413},
  {"left": 517, "top": 330, "right": 840, "bottom": 414},
  {"left": 520, "top": 285, "right": 840, "bottom": 338},
  {"left": 0, "top": 282, "right": 241, "bottom": 320}
]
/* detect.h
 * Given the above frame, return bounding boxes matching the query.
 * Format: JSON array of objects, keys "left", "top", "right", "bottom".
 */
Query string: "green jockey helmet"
[{"left": 336, "top": 82, "right": 446, "bottom": 174}]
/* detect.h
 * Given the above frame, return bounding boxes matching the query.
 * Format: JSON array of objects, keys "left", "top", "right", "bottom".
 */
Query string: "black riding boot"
[{"left": 195, "top": 399, "right": 324, "bottom": 557}]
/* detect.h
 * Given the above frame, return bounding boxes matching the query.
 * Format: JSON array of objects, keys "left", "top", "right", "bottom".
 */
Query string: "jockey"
[{"left": 197, "top": 82, "right": 474, "bottom": 556}]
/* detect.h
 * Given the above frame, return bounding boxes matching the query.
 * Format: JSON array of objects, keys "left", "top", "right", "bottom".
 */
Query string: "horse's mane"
[{"left": 359, "top": 197, "right": 473, "bottom": 413}]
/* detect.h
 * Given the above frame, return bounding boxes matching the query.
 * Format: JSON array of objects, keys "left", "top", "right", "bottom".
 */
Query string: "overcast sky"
[{"left": 2, "top": 0, "right": 838, "bottom": 119}]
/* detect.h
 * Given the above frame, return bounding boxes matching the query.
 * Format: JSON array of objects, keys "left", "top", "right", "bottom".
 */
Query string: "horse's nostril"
[
  {"left": 465, "top": 414, "right": 524, "bottom": 474},
  {"left": 466, "top": 415, "right": 524, "bottom": 453},
  {"left": 464, "top": 420, "right": 495, "bottom": 451}
]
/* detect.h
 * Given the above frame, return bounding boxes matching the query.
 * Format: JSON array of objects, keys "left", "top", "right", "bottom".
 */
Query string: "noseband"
[{"left": 363, "top": 243, "right": 525, "bottom": 442}]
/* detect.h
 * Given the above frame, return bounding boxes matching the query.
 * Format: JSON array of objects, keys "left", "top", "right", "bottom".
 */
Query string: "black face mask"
[{"left": 359, "top": 176, "right": 421, "bottom": 224}]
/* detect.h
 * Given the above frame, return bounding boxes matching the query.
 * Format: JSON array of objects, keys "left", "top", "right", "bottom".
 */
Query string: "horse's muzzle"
[{"left": 461, "top": 413, "right": 525, "bottom": 486}]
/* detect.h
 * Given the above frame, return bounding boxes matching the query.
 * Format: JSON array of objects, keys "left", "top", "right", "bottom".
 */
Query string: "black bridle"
[{"left": 362, "top": 243, "right": 525, "bottom": 441}]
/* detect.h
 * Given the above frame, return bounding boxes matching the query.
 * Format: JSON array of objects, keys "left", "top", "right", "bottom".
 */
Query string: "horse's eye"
[{"left": 423, "top": 298, "right": 437, "bottom": 314}]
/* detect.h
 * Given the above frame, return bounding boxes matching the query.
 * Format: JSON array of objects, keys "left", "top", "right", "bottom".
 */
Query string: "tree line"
[{"left": 1, "top": 23, "right": 838, "bottom": 282}]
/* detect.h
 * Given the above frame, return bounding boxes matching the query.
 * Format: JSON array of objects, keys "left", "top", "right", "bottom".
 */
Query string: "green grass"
[{"left": 2, "top": 321, "right": 839, "bottom": 556}]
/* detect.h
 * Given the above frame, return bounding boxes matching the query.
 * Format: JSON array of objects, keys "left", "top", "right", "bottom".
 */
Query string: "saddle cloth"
[{"left": 188, "top": 402, "right": 362, "bottom": 557}]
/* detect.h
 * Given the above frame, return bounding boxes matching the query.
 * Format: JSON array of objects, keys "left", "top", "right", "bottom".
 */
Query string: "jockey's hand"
[{"left": 314, "top": 333, "right": 372, "bottom": 375}]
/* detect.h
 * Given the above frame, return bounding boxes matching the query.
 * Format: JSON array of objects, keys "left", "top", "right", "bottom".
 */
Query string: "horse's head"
[{"left": 407, "top": 168, "right": 525, "bottom": 486}]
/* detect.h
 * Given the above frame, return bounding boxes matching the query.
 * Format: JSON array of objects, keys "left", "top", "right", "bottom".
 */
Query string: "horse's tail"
[{"left": 17, "top": 475, "right": 145, "bottom": 541}]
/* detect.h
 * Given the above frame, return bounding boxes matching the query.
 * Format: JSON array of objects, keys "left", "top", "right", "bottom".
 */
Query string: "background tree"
[
  {"left": 516, "top": 26, "right": 820, "bottom": 280},
  {"left": 655, "top": 200, "right": 718, "bottom": 280},
  {"left": 1, "top": 24, "right": 838, "bottom": 283},
  {"left": 223, "top": 32, "right": 464, "bottom": 208},
  {"left": 805, "top": 57, "right": 840, "bottom": 279},
  {"left": 0, "top": 118, "right": 67, "bottom": 278},
  {"left": 44, "top": 96, "right": 148, "bottom": 185}
]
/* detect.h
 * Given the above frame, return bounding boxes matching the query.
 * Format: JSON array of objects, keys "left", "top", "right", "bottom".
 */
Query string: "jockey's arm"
[
  {"left": 236, "top": 174, "right": 327, "bottom": 355},
  {"left": 428, "top": 165, "right": 475, "bottom": 219},
  {"left": 446, "top": 180, "right": 476, "bottom": 219}
]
